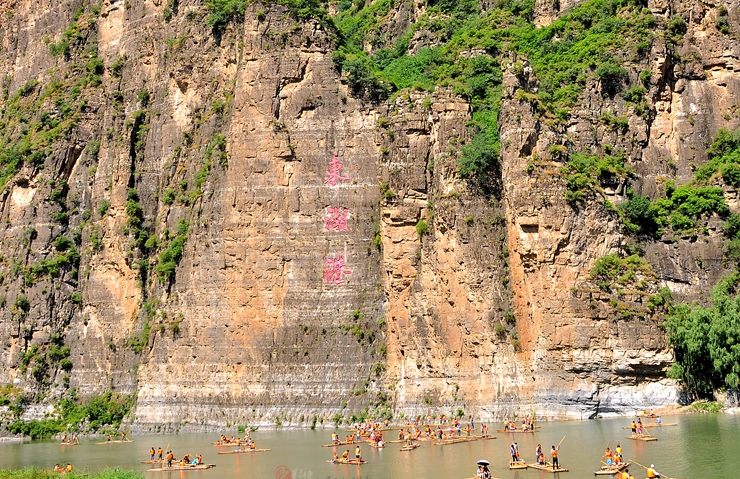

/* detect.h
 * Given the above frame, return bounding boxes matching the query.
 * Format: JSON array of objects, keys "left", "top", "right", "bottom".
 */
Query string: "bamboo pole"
[
  {"left": 629, "top": 459, "right": 683, "bottom": 479},
  {"left": 557, "top": 436, "right": 566, "bottom": 449}
]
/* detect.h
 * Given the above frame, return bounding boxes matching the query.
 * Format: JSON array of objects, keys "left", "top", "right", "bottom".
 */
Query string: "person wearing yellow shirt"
[
  {"left": 65, "top": 464, "right": 73, "bottom": 473},
  {"left": 620, "top": 470, "right": 630, "bottom": 479},
  {"left": 646, "top": 464, "right": 661, "bottom": 478}
]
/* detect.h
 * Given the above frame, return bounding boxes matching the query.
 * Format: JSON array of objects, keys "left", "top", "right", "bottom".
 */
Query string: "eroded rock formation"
[{"left": 0, "top": 0, "right": 738, "bottom": 431}]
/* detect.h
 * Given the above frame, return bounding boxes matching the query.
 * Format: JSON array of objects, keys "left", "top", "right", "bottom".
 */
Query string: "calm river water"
[{"left": 1, "top": 413, "right": 737, "bottom": 478}]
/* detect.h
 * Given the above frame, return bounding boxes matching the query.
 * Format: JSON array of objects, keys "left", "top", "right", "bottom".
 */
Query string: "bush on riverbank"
[
  {"left": 686, "top": 400, "right": 724, "bottom": 413},
  {"left": 0, "top": 468, "right": 144, "bottom": 479},
  {"left": 3, "top": 391, "right": 135, "bottom": 439}
]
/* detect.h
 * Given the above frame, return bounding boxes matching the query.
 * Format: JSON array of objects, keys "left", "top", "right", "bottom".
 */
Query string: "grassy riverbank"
[{"left": 0, "top": 468, "right": 144, "bottom": 479}]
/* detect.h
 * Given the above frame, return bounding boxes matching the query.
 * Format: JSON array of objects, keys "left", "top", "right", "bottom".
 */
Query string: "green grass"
[
  {"left": 0, "top": 468, "right": 144, "bottom": 479},
  {"left": 686, "top": 400, "right": 724, "bottom": 413}
]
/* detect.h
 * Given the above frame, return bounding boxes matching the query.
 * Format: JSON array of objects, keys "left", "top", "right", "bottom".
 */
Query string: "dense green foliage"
[
  {"left": 665, "top": 273, "right": 740, "bottom": 394},
  {"left": 590, "top": 253, "right": 654, "bottom": 291},
  {"left": 154, "top": 219, "right": 189, "bottom": 282},
  {"left": 561, "top": 152, "right": 632, "bottom": 204},
  {"left": 0, "top": 468, "right": 143, "bottom": 479},
  {"left": 694, "top": 128, "right": 740, "bottom": 186},
  {"left": 331, "top": 0, "right": 658, "bottom": 185},
  {"left": 620, "top": 128, "right": 740, "bottom": 237},
  {"left": 4, "top": 391, "right": 135, "bottom": 439},
  {"left": 205, "top": 0, "right": 331, "bottom": 36}
]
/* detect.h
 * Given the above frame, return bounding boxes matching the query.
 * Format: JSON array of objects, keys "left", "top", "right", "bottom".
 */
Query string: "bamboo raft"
[
  {"left": 57, "top": 443, "right": 78, "bottom": 446},
  {"left": 212, "top": 442, "right": 245, "bottom": 447},
  {"left": 528, "top": 463, "right": 569, "bottom": 473},
  {"left": 326, "top": 459, "right": 367, "bottom": 465},
  {"left": 497, "top": 429, "right": 535, "bottom": 433},
  {"left": 95, "top": 440, "right": 133, "bottom": 444},
  {"left": 433, "top": 436, "right": 479, "bottom": 446},
  {"left": 621, "top": 423, "right": 676, "bottom": 429},
  {"left": 475, "top": 435, "right": 497, "bottom": 440},
  {"left": 626, "top": 434, "right": 658, "bottom": 442},
  {"left": 148, "top": 464, "right": 215, "bottom": 471},
  {"left": 321, "top": 440, "right": 361, "bottom": 447},
  {"left": 594, "top": 462, "right": 630, "bottom": 475},
  {"left": 509, "top": 461, "right": 528, "bottom": 470},
  {"left": 400, "top": 443, "right": 420, "bottom": 451},
  {"left": 217, "top": 448, "right": 270, "bottom": 454},
  {"left": 367, "top": 442, "right": 384, "bottom": 448}
]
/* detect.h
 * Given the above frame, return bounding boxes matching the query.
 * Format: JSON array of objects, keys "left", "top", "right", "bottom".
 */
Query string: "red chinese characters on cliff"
[
  {"left": 322, "top": 155, "right": 351, "bottom": 285},
  {"left": 325, "top": 207, "right": 350, "bottom": 232},
  {"left": 323, "top": 155, "right": 350, "bottom": 186},
  {"left": 324, "top": 255, "right": 352, "bottom": 285}
]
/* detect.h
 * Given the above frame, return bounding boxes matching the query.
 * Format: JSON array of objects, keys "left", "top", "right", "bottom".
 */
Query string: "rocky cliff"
[{"left": 0, "top": 0, "right": 738, "bottom": 431}]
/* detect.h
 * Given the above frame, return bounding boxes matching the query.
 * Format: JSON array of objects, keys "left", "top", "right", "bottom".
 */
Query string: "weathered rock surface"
[{"left": 0, "top": 0, "right": 737, "bottom": 432}]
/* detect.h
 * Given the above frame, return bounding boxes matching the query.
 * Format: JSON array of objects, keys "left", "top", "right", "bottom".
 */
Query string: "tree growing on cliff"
[{"left": 665, "top": 272, "right": 740, "bottom": 395}]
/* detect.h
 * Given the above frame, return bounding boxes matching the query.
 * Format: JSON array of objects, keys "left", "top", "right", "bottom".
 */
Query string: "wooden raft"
[
  {"left": 326, "top": 459, "right": 367, "bottom": 465},
  {"left": 147, "top": 464, "right": 215, "bottom": 471},
  {"left": 433, "top": 436, "right": 479, "bottom": 446},
  {"left": 509, "top": 461, "right": 528, "bottom": 470},
  {"left": 528, "top": 462, "right": 569, "bottom": 473},
  {"left": 95, "top": 440, "right": 133, "bottom": 444},
  {"left": 400, "top": 443, "right": 420, "bottom": 451},
  {"left": 621, "top": 423, "right": 676, "bottom": 429},
  {"left": 594, "top": 462, "right": 630, "bottom": 476},
  {"left": 218, "top": 448, "right": 271, "bottom": 454},
  {"left": 321, "top": 440, "right": 360, "bottom": 447},
  {"left": 626, "top": 434, "right": 658, "bottom": 442},
  {"left": 497, "top": 429, "right": 535, "bottom": 434}
]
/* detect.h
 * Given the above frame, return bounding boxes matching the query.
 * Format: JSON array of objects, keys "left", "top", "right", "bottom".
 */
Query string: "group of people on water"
[
  {"left": 159, "top": 449, "right": 201, "bottom": 467},
  {"left": 503, "top": 415, "right": 536, "bottom": 431},
  {"left": 603, "top": 444, "right": 623, "bottom": 466},
  {"left": 149, "top": 446, "right": 164, "bottom": 460},
  {"left": 52, "top": 463, "right": 73, "bottom": 473},
  {"left": 105, "top": 432, "right": 130, "bottom": 442},
  {"left": 509, "top": 442, "right": 558, "bottom": 469},
  {"left": 475, "top": 464, "right": 492, "bottom": 478},
  {"left": 330, "top": 445, "right": 362, "bottom": 463},
  {"left": 59, "top": 434, "right": 79, "bottom": 445},
  {"left": 616, "top": 464, "right": 661, "bottom": 479},
  {"left": 149, "top": 447, "right": 191, "bottom": 467}
]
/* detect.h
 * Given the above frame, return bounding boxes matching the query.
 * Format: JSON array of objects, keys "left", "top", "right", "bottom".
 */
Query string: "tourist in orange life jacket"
[
  {"left": 551, "top": 445, "right": 559, "bottom": 469},
  {"left": 646, "top": 464, "right": 661, "bottom": 478}
]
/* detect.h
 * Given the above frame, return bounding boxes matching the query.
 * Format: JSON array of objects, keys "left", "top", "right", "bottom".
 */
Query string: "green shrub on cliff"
[
  {"left": 694, "top": 128, "right": 740, "bottom": 186},
  {"left": 590, "top": 253, "right": 654, "bottom": 291},
  {"left": 561, "top": 152, "right": 632, "bottom": 204},
  {"left": 205, "top": 0, "right": 247, "bottom": 35}
]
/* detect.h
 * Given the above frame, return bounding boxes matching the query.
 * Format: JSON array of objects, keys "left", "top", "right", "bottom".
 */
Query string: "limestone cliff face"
[
  {"left": 0, "top": 0, "right": 738, "bottom": 431},
  {"left": 500, "top": 0, "right": 740, "bottom": 416}
]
